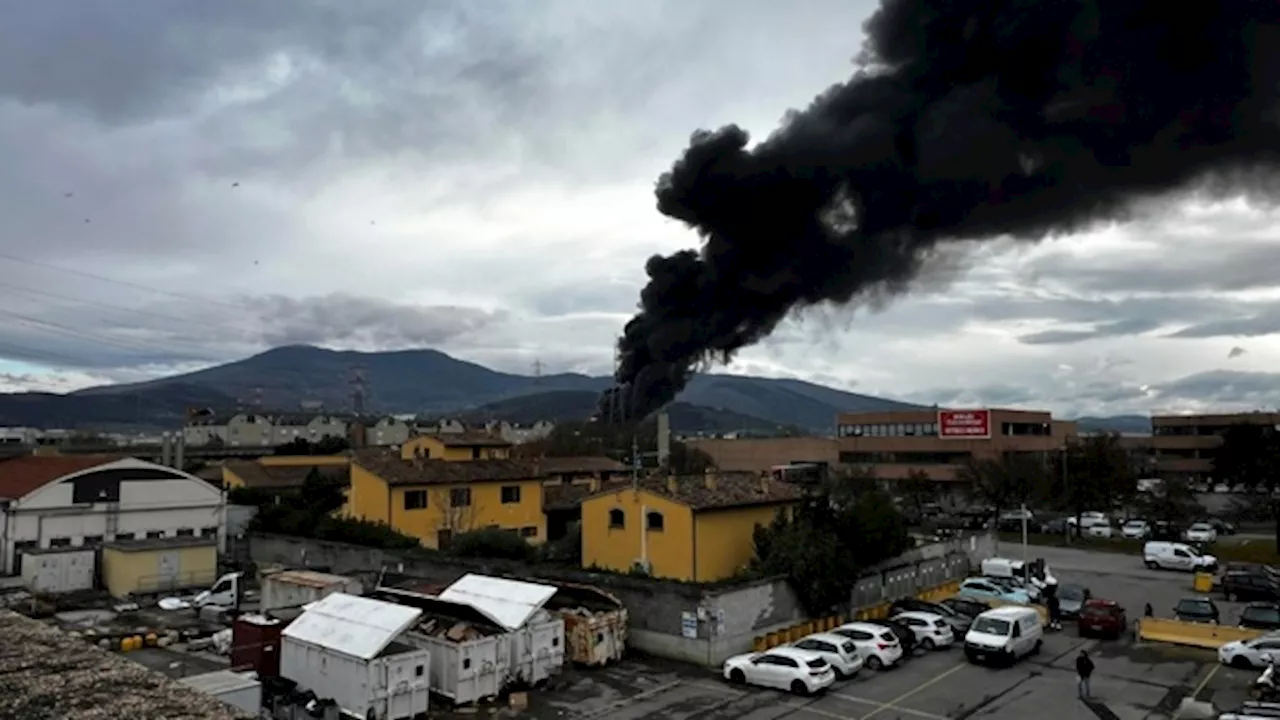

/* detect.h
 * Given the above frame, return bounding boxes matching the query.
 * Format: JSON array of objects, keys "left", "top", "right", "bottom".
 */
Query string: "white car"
[
  {"left": 790, "top": 632, "right": 865, "bottom": 678},
  {"left": 890, "top": 611, "right": 955, "bottom": 650},
  {"left": 722, "top": 646, "right": 835, "bottom": 695},
  {"left": 1084, "top": 523, "right": 1113, "bottom": 538},
  {"left": 1122, "top": 520, "right": 1151, "bottom": 539},
  {"left": 1214, "top": 484, "right": 1231, "bottom": 494},
  {"left": 1184, "top": 523, "right": 1218, "bottom": 543},
  {"left": 830, "top": 621, "right": 905, "bottom": 671},
  {"left": 1219, "top": 635, "right": 1280, "bottom": 669}
]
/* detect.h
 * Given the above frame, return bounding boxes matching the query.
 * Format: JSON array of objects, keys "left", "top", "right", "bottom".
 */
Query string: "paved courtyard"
[{"left": 505, "top": 545, "right": 1262, "bottom": 720}]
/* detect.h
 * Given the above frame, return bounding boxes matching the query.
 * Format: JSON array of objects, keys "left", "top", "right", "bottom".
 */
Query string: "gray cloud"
[
  {"left": 247, "top": 294, "right": 505, "bottom": 348},
  {"left": 1017, "top": 317, "right": 1164, "bottom": 346},
  {"left": 1153, "top": 370, "right": 1280, "bottom": 409},
  {"left": 1229, "top": 346, "right": 1247, "bottom": 359},
  {"left": 1167, "top": 309, "right": 1280, "bottom": 339}
]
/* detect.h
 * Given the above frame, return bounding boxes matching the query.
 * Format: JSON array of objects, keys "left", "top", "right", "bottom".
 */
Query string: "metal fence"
[{"left": 849, "top": 532, "right": 995, "bottom": 609}]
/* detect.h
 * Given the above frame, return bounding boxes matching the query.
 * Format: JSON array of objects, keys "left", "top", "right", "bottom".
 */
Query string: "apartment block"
[{"left": 1151, "top": 411, "right": 1280, "bottom": 482}]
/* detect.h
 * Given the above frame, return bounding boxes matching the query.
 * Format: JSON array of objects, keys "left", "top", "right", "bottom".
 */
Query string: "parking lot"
[{"left": 516, "top": 545, "right": 1264, "bottom": 720}]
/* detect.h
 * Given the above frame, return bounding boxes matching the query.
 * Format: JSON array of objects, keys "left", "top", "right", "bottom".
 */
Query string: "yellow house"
[
  {"left": 400, "top": 432, "right": 512, "bottom": 462},
  {"left": 580, "top": 470, "right": 807, "bottom": 582},
  {"left": 349, "top": 450, "right": 546, "bottom": 549},
  {"left": 222, "top": 460, "right": 349, "bottom": 493}
]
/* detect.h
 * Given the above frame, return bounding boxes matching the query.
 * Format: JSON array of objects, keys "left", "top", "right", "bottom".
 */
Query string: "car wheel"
[
  {"left": 833, "top": 668, "right": 847, "bottom": 680},
  {"left": 1226, "top": 590, "right": 1235, "bottom": 601},
  {"left": 1231, "top": 656, "right": 1252, "bottom": 669},
  {"left": 1032, "top": 640, "right": 1042, "bottom": 656},
  {"left": 922, "top": 638, "right": 936, "bottom": 651},
  {"left": 729, "top": 669, "right": 745, "bottom": 684},
  {"left": 866, "top": 656, "right": 883, "bottom": 671},
  {"left": 1146, "top": 561, "right": 1159, "bottom": 570},
  {"left": 790, "top": 679, "right": 809, "bottom": 696}
]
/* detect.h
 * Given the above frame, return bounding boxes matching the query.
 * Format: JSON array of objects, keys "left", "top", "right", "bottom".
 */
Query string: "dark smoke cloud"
[{"left": 608, "top": 0, "right": 1280, "bottom": 421}]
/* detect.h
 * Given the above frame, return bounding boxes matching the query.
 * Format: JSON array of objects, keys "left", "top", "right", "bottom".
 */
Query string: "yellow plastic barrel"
[{"left": 1193, "top": 572, "right": 1214, "bottom": 593}]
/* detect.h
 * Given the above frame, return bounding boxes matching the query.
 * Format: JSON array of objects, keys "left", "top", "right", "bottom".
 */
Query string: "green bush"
[{"left": 449, "top": 528, "right": 536, "bottom": 562}]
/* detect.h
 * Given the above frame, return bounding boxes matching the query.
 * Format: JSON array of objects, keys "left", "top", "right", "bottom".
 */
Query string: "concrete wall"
[{"left": 247, "top": 532, "right": 994, "bottom": 667}]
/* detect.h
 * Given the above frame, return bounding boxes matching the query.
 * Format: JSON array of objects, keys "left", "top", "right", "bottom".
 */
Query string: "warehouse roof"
[
  {"left": 282, "top": 592, "right": 421, "bottom": 661},
  {"left": 0, "top": 455, "right": 123, "bottom": 500},
  {"left": 0, "top": 609, "right": 252, "bottom": 720},
  {"left": 439, "top": 574, "right": 557, "bottom": 631}
]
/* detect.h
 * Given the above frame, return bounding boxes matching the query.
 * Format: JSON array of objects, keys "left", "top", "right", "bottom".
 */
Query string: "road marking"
[
  {"left": 1170, "top": 663, "right": 1220, "bottom": 720},
  {"left": 786, "top": 703, "right": 858, "bottom": 720},
  {"left": 829, "top": 692, "right": 948, "bottom": 720},
  {"left": 857, "top": 662, "right": 967, "bottom": 720},
  {"left": 687, "top": 680, "right": 947, "bottom": 720}
]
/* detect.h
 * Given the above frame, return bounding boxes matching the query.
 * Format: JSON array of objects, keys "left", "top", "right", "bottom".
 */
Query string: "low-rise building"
[
  {"left": 222, "top": 460, "right": 349, "bottom": 495},
  {"left": 1151, "top": 411, "right": 1280, "bottom": 482},
  {"left": 348, "top": 451, "right": 546, "bottom": 549},
  {"left": 686, "top": 436, "right": 839, "bottom": 473},
  {"left": 401, "top": 432, "right": 512, "bottom": 462},
  {"left": 0, "top": 455, "right": 225, "bottom": 576},
  {"left": 579, "top": 470, "right": 807, "bottom": 582}
]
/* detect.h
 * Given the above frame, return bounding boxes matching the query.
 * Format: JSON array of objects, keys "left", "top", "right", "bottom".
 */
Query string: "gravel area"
[{"left": 0, "top": 609, "right": 252, "bottom": 720}]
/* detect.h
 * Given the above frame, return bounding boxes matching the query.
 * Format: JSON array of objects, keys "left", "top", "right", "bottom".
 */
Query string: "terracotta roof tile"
[
  {"left": 224, "top": 461, "right": 348, "bottom": 489},
  {"left": 585, "top": 471, "right": 809, "bottom": 511},
  {"left": 0, "top": 454, "right": 124, "bottom": 500},
  {"left": 421, "top": 431, "right": 511, "bottom": 448},
  {"left": 354, "top": 452, "right": 539, "bottom": 486},
  {"left": 537, "top": 456, "right": 627, "bottom": 474}
]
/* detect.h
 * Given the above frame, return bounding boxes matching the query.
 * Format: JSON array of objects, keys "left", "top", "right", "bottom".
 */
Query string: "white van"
[
  {"left": 1143, "top": 541, "right": 1218, "bottom": 572},
  {"left": 981, "top": 557, "right": 1058, "bottom": 594},
  {"left": 963, "top": 606, "right": 1043, "bottom": 666}
]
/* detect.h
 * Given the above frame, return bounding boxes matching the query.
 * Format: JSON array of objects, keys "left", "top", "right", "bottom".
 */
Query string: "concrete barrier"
[{"left": 1138, "top": 617, "right": 1265, "bottom": 649}]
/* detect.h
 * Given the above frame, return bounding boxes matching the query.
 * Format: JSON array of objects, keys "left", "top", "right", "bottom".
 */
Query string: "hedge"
[{"left": 995, "top": 532, "right": 1280, "bottom": 565}]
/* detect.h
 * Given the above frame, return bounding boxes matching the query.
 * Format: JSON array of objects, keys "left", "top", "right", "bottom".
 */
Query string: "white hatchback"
[
  {"left": 791, "top": 632, "right": 865, "bottom": 678},
  {"left": 722, "top": 646, "right": 836, "bottom": 695},
  {"left": 890, "top": 611, "right": 955, "bottom": 650},
  {"left": 830, "top": 621, "right": 905, "bottom": 671},
  {"left": 1184, "top": 523, "right": 1218, "bottom": 543}
]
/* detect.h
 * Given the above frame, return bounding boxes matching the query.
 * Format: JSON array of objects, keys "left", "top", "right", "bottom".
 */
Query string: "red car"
[{"left": 1078, "top": 599, "right": 1127, "bottom": 639}]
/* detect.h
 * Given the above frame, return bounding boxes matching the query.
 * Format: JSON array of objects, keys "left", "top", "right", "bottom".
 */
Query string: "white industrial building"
[
  {"left": 281, "top": 592, "right": 432, "bottom": 720},
  {"left": 0, "top": 455, "right": 225, "bottom": 576}
]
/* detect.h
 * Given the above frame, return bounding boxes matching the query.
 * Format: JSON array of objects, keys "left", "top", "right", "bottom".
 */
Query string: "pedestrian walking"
[
  {"left": 1076, "top": 649, "right": 1095, "bottom": 700},
  {"left": 1144, "top": 602, "right": 1153, "bottom": 618},
  {"left": 1046, "top": 592, "right": 1062, "bottom": 631}
]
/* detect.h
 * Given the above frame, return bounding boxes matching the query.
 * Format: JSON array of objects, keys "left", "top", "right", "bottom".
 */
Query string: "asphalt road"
[{"left": 496, "top": 545, "right": 1265, "bottom": 720}]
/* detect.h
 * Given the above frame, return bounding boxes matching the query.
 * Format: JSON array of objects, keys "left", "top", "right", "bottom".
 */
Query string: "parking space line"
[
  {"left": 1170, "top": 663, "right": 1220, "bottom": 720},
  {"left": 828, "top": 692, "right": 948, "bottom": 720},
  {"left": 686, "top": 680, "right": 947, "bottom": 720},
  {"left": 857, "top": 662, "right": 967, "bottom": 720}
]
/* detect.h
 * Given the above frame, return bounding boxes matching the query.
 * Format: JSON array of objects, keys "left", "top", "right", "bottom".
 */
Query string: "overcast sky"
[{"left": 1, "top": 1, "right": 1278, "bottom": 419}]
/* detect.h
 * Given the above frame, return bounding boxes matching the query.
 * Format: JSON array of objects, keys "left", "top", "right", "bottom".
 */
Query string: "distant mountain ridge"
[{"left": 0, "top": 344, "right": 1157, "bottom": 434}]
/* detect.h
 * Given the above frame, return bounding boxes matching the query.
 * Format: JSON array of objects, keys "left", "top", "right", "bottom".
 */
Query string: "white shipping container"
[
  {"left": 281, "top": 593, "right": 430, "bottom": 720},
  {"left": 262, "top": 569, "right": 362, "bottom": 611},
  {"left": 402, "top": 627, "right": 509, "bottom": 704},
  {"left": 511, "top": 611, "right": 565, "bottom": 686},
  {"left": 21, "top": 548, "right": 95, "bottom": 595},
  {"left": 178, "top": 669, "right": 263, "bottom": 716}
]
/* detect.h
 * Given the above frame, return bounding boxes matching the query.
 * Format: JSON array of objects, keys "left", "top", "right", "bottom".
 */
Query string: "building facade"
[
  {"left": 835, "top": 408, "right": 1077, "bottom": 482},
  {"left": 685, "top": 437, "right": 840, "bottom": 473},
  {"left": 0, "top": 455, "right": 225, "bottom": 576},
  {"left": 1151, "top": 412, "right": 1280, "bottom": 482}
]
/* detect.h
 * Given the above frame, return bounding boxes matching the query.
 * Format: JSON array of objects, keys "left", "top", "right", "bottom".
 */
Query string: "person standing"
[
  {"left": 1046, "top": 591, "right": 1062, "bottom": 631},
  {"left": 1076, "top": 649, "right": 1095, "bottom": 700}
]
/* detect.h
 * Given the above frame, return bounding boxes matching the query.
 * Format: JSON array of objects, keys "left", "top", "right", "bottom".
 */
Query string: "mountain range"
[{"left": 0, "top": 345, "right": 1152, "bottom": 434}]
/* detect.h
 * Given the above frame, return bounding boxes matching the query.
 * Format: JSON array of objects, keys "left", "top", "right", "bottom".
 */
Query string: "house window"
[
  {"left": 450, "top": 488, "right": 472, "bottom": 507},
  {"left": 609, "top": 508, "right": 625, "bottom": 529},
  {"left": 49, "top": 537, "right": 71, "bottom": 548},
  {"left": 115, "top": 532, "right": 135, "bottom": 541},
  {"left": 415, "top": 665, "right": 424, "bottom": 677},
  {"left": 646, "top": 511, "right": 664, "bottom": 531},
  {"left": 501, "top": 486, "right": 521, "bottom": 504},
  {"left": 83, "top": 535, "right": 104, "bottom": 546},
  {"left": 146, "top": 530, "right": 164, "bottom": 539},
  {"left": 471, "top": 447, "right": 482, "bottom": 460},
  {"left": 176, "top": 528, "right": 195, "bottom": 537},
  {"left": 201, "top": 527, "right": 218, "bottom": 537},
  {"left": 404, "top": 490, "right": 428, "bottom": 510},
  {"left": 520, "top": 526, "right": 538, "bottom": 538}
]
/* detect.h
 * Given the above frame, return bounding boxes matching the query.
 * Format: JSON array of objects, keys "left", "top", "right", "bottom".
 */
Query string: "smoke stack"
[
  {"left": 174, "top": 434, "right": 185, "bottom": 470},
  {"left": 161, "top": 432, "right": 172, "bottom": 467},
  {"left": 609, "top": 3, "right": 1280, "bottom": 418},
  {"left": 657, "top": 411, "right": 671, "bottom": 467}
]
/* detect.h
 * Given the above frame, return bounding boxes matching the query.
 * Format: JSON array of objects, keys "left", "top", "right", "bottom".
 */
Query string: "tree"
[
  {"left": 1047, "top": 434, "right": 1136, "bottom": 534},
  {"left": 515, "top": 419, "right": 715, "bottom": 474},
  {"left": 752, "top": 469, "right": 911, "bottom": 615},
  {"left": 431, "top": 486, "right": 480, "bottom": 535},
  {"left": 1214, "top": 423, "right": 1280, "bottom": 549},
  {"left": 300, "top": 468, "right": 346, "bottom": 516},
  {"left": 958, "top": 454, "right": 1047, "bottom": 524},
  {"left": 274, "top": 436, "right": 350, "bottom": 456},
  {"left": 1134, "top": 477, "right": 1201, "bottom": 529},
  {"left": 899, "top": 470, "right": 938, "bottom": 522},
  {"left": 449, "top": 528, "right": 535, "bottom": 561}
]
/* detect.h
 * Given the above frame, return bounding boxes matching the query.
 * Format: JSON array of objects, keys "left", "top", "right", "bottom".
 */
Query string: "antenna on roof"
[
  {"left": 533, "top": 358, "right": 543, "bottom": 386},
  {"left": 349, "top": 364, "right": 368, "bottom": 416}
]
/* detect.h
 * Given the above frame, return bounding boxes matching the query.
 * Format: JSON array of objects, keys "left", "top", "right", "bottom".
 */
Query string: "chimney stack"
[
  {"left": 174, "top": 433, "right": 185, "bottom": 470},
  {"left": 656, "top": 411, "right": 671, "bottom": 468},
  {"left": 703, "top": 467, "right": 717, "bottom": 491},
  {"left": 666, "top": 474, "right": 678, "bottom": 494},
  {"left": 161, "top": 432, "right": 172, "bottom": 467},
  {"left": 759, "top": 471, "right": 771, "bottom": 493}
]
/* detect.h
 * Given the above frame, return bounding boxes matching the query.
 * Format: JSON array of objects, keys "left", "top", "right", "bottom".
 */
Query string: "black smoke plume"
[{"left": 602, "top": 0, "right": 1280, "bottom": 422}]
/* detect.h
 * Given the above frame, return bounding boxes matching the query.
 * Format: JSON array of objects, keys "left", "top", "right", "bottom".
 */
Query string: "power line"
[
  {"left": 0, "top": 251, "right": 245, "bottom": 311},
  {"left": 0, "top": 280, "right": 197, "bottom": 326},
  {"left": 0, "top": 308, "right": 175, "bottom": 356}
]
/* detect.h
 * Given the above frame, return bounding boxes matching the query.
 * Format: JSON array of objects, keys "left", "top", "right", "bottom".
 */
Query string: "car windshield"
[
  {"left": 1246, "top": 607, "right": 1280, "bottom": 623},
  {"left": 1190, "top": 524, "right": 1212, "bottom": 532},
  {"left": 1179, "top": 600, "right": 1214, "bottom": 614},
  {"left": 1124, "top": 521, "right": 1145, "bottom": 528},
  {"left": 971, "top": 617, "right": 1011, "bottom": 635},
  {"left": 1058, "top": 585, "right": 1085, "bottom": 601}
]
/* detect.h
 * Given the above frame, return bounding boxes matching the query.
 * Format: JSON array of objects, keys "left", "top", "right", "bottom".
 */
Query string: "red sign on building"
[{"left": 938, "top": 409, "right": 992, "bottom": 439}]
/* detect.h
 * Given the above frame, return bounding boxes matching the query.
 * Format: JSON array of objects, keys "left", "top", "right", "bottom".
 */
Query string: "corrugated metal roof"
[
  {"left": 282, "top": 593, "right": 421, "bottom": 660},
  {"left": 438, "top": 574, "right": 556, "bottom": 631}
]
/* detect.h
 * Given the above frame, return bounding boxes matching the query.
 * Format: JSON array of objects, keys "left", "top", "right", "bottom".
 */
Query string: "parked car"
[
  {"left": 1214, "top": 483, "right": 1231, "bottom": 494},
  {"left": 1122, "top": 519, "right": 1152, "bottom": 539},
  {"left": 980, "top": 557, "right": 1058, "bottom": 594},
  {"left": 1174, "top": 596, "right": 1221, "bottom": 624},
  {"left": 888, "top": 597, "right": 972, "bottom": 634},
  {"left": 1084, "top": 523, "right": 1114, "bottom": 539},
  {"left": 979, "top": 576, "right": 1041, "bottom": 603},
  {"left": 864, "top": 618, "right": 917, "bottom": 656},
  {"left": 963, "top": 606, "right": 1043, "bottom": 666},
  {"left": 1040, "top": 518, "right": 1069, "bottom": 535},
  {"left": 1219, "top": 634, "right": 1280, "bottom": 669},
  {"left": 1223, "top": 570, "right": 1280, "bottom": 602},
  {"left": 1210, "top": 519, "right": 1238, "bottom": 536},
  {"left": 1240, "top": 604, "right": 1280, "bottom": 632},
  {"left": 1055, "top": 583, "right": 1092, "bottom": 619},
  {"left": 1077, "top": 599, "right": 1127, "bottom": 639},
  {"left": 1184, "top": 523, "right": 1218, "bottom": 543},
  {"left": 1144, "top": 541, "right": 1219, "bottom": 572},
  {"left": 890, "top": 611, "right": 955, "bottom": 650},
  {"left": 789, "top": 633, "right": 865, "bottom": 679},
  {"left": 830, "top": 622, "right": 905, "bottom": 671},
  {"left": 722, "top": 647, "right": 835, "bottom": 695},
  {"left": 941, "top": 596, "right": 993, "bottom": 621}
]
